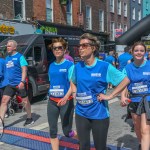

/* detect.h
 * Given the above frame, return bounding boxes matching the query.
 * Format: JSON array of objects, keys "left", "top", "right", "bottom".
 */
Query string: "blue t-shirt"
[
  {"left": 104, "top": 55, "right": 115, "bottom": 65},
  {"left": 118, "top": 52, "right": 132, "bottom": 71},
  {"left": 48, "top": 59, "right": 74, "bottom": 98},
  {"left": 123, "top": 60, "right": 150, "bottom": 102},
  {"left": 0, "top": 58, "right": 9, "bottom": 88},
  {"left": 71, "top": 58, "right": 126, "bottom": 120},
  {"left": 5, "top": 52, "right": 28, "bottom": 86}
]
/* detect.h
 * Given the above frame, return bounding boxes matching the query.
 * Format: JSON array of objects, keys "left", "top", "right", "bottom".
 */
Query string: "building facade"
[
  {"left": 130, "top": 0, "right": 142, "bottom": 27},
  {"left": 143, "top": 0, "right": 150, "bottom": 17}
]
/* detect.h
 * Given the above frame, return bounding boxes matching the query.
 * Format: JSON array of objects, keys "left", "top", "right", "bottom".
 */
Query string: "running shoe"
[{"left": 24, "top": 118, "right": 34, "bottom": 126}]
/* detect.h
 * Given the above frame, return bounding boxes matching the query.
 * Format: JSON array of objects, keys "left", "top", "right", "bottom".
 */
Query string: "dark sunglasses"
[
  {"left": 78, "top": 43, "right": 94, "bottom": 49},
  {"left": 53, "top": 46, "right": 64, "bottom": 51}
]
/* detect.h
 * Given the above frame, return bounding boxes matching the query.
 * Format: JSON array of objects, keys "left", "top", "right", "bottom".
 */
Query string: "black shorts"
[
  {"left": 3, "top": 85, "right": 27, "bottom": 98},
  {"left": 128, "top": 102, "right": 150, "bottom": 114},
  {"left": 0, "top": 87, "right": 6, "bottom": 103}
]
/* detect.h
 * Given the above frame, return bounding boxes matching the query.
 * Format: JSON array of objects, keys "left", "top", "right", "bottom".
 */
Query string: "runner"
[
  {"left": 118, "top": 46, "right": 132, "bottom": 71},
  {"left": 120, "top": 42, "right": 150, "bottom": 150},
  {"left": 47, "top": 37, "right": 77, "bottom": 150},
  {"left": 71, "top": 33, "right": 129, "bottom": 150},
  {"left": 0, "top": 40, "right": 34, "bottom": 126}
]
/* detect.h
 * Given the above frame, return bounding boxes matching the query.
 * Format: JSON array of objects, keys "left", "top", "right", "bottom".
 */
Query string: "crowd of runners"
[{"left": 0, "top": 33, "right": 150, "bottom": 150}]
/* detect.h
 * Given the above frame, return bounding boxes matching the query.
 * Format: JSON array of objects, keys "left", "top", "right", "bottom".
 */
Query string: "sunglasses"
[
  {"left": 78, "top": 43, "right": 94, "bottom": 49},
  {"left": 53, "top": 46, "right": 64, "bottom": 51}
]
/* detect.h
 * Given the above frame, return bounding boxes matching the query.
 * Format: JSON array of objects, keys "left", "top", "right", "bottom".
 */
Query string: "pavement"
[{"left": 0, "top": 90, "right": 139, "bottom": 150}]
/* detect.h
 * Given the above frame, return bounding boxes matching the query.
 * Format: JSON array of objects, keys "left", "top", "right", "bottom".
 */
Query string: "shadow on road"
[
  {"left": 6, "top": 113, "right": 41, "bottom": 127},
  {"left": 116, "top": 134, "right": 138, "bottom": 150}
]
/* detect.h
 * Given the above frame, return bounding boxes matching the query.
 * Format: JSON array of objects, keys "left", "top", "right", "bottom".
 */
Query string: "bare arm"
[
  {"left": 98, "top": 77, "right": 130, "bottom": 101},
  {"left": 18, "top": 66, "right": 27, "bottom": 89}
]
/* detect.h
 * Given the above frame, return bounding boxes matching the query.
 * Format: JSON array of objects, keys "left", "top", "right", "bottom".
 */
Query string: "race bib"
[
  {"left": 76, "top": 92, "right": 93, "bottom": 105},
  {"left": 49, "top": 85, "right": 64, "bottom": 97},
  {"left": 132, "top": 82, "right": 148, "bottom": 93}
]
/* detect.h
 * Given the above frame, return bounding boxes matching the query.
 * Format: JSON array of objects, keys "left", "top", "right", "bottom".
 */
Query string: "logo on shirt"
[
  {"left": 59, "top": 69, "right": 67, "bottom": 72},
  {"left": 91, "top": 73, "right": 101, "bottom": 77},
  {"left": 6, "top": 61, "right": 14, "bottom": 68},
  {"left": 12, "top": 58, "right": 18, "bottom": 60},
  {"left": 143, "top": 72, "right": 150, "bottom": 75}
]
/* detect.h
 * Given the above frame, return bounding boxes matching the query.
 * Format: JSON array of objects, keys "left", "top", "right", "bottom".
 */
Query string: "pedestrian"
[
  {"left": 118, "top": 46, "right": 133, "bottom": 71},
  {"left": 0, "top": 56, "right": 8, "bottom": 104},
  {"left": 147, "top": 50, "right": 150, "bottom": 60},
  {"left": 64, "top": 49, "right": 74, "bottom": 63},
  {"left": 0, "top": 40, "right": 34, "bottom": 126},
  {"left": 71, "top": 33, "right": 129, "bottom": 150},
  {"left": 47, "top": 37, "right": 77, "bottom": 150},
  {"left": 120, "top": 42, "right": 150, "bottom": 150}
]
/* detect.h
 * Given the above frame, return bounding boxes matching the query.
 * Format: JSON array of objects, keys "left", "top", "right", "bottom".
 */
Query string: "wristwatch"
[{"left": 21, "top": 80, "right": 26, "bottom": 84}]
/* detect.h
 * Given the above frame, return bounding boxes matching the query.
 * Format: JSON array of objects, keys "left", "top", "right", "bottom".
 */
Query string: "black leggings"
[
  {"left": 75, "top": 114, "right": 109, "bottom": 150},
  {"left": 47, "top": 99, "right": 74, "bottom": 138}
]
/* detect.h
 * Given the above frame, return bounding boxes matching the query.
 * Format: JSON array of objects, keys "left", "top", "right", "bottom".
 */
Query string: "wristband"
[{"left": 21, "top": 80, "right": 26, "bottom": 84}]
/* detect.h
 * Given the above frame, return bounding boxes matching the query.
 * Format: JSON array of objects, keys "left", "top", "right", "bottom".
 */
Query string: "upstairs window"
[
  {"left": 14, "top": 0, "right": 25, "bottom": 20},
  {"left": 132, "top": 8, "right": 135, "bottom": 20},
  {"left": 124, "top": 3, "right": 127, "bottom": 17},
  {"left": 110, "top": 0, "right": 114, "bottom": 13},
  {"left": 138, "top": 10, "right": 141, "bottom": 20},
  {"left": 46, "top": 0, "right": 53, "bottom": 22},
  {"left": 99, "top": 10, "right": 104, "bottom": 32},
  {"left": 66, "top": 0, "right": 72, "bottom": 25},
  {"left": 117, "top": 0, "right": 121, "bottom": 15},
  {"left": 86, "top": 6, "right": 92, "bottom": 30},
  {"left": 110, "top": 22, "right": 115, "bottom": 41}
]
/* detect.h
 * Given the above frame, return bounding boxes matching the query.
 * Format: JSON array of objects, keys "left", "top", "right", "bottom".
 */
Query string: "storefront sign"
[
  {"left": 40, "top": 26, "right": 58, "bottom": 35},
  {"left": 0, "top": 24, "right": 15, "bottom": 34}
]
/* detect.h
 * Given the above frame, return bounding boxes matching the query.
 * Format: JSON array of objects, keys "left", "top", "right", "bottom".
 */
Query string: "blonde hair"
[{"left": 7, "top": 40, "right": 18, "bottom": 48}]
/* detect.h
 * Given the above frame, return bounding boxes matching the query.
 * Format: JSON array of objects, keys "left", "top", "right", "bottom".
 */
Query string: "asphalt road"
[{"left": 0, "top": 91, "right": 139, "bottom": 150}]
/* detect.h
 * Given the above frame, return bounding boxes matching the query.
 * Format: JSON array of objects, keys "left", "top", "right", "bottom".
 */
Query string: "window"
[
  {"left": 138, "top": 0, "right": 141, "bottom": 4},
  {"left": 66, "top": 0, "right": 72, "bottom": 25},
  {"left": 14, "top": 0, "right": 25, "bottom": 20},
  {"left": 132, "top": 8, "right": 135, "bottom": 20},
  {"left": 117, "top": 0, "right": 121, "bottom": 15},
  {"left": 146, "top": 2, "right": 149, "bottom": 10},
  {"left": 124, "top": 3, "right": 127, "bottom": 17},
  {"left": 138, "top": 10, "right": 141, "bottom": 20},
  {"left": 110, "top": 0, "right": 114, "bottom": 12},
  {"left": 86, "top": 6, "right": 92, "bottom": 30},
  {"left": 46, "top": 0, "right": 53, "bottom": 22},
  {"left": 110, "top": 22, "right": 115, "bottom": 41},
  {"left": 118, "top": 23, "right": 121, "bottom": 29},
  {"left": 34, "top": 46, "right": 42, "bottom": 62},
  {"left": 99, "top": 10, "right": 104, "bottom": 32},
  {"left": 124, "top": 24, "right": 127, "bottom": 32}
]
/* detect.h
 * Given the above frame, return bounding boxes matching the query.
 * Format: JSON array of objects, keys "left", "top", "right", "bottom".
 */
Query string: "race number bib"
[
  {"left": 132, "top": 82, "right": 148, "bottom": 94},
  {"left": 49, "top": 85, "right": 64, "bottom": 97},
  {"left": 76, "top": 92, "right": 93, "bottom": 105}
]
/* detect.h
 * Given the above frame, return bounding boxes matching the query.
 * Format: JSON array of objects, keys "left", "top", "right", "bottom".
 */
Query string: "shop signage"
[
  {"left": 115, "top": 29, "right": 123, "bottom": 38},
  {"left": 40, "top": 26, "right": 58, "bottom": 35},
  {"left": 0, "top": 24, "right": 15, "bottom": 34}
]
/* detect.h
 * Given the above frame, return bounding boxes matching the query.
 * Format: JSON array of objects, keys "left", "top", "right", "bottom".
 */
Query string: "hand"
[
  {"left": 120, "top": 97, "right": 130, "bottom": 107},
  {"left": 97, "top": 93, "right": 112, "bottom": 101},
  {"left": 57, "top": 97, "right": 67, "bottom": 106},
  {"left": 18, "top": 82, "right": 25, "bottom": 90}
]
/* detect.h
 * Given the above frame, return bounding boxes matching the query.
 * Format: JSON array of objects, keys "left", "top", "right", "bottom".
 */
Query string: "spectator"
[
  {"left": 0, "top": 40, "right": 34, "bottom": 126},
  {"left": 64, "top": 50, "right": 74, "bottom": 63}
]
